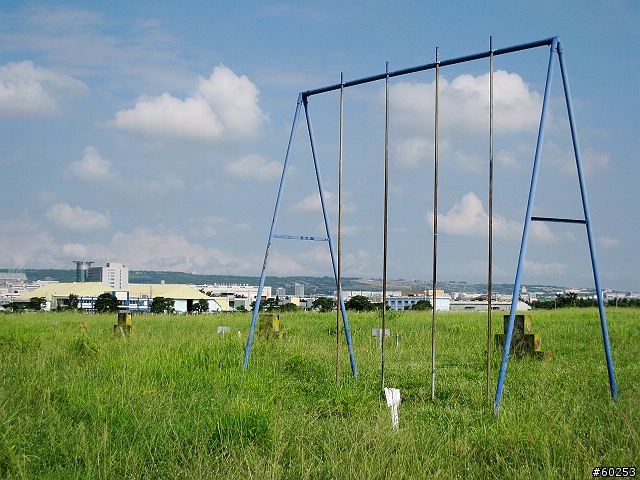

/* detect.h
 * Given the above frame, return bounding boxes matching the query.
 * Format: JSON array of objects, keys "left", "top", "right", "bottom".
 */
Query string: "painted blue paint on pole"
[
  {"left": 557, "top": 40, "right": 617, "bottom": 401},
  {"left": 303, "top": 97, "right": 357, "bottom": 378},
  {"left": 243, "top": 94, "right": 303, "bottom": 369},
  {"left": 494, "top": 38, "right": 558, "bottom": 415}
]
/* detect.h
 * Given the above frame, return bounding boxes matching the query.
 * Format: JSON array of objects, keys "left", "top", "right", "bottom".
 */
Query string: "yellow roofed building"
[{"left": 17, "top": 282, "right": 229, "bottom": 313}]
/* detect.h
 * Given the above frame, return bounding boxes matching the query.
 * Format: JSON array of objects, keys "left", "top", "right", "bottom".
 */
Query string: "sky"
[{"left": 0, "top": 1, "right": 638, "bottom": 291}]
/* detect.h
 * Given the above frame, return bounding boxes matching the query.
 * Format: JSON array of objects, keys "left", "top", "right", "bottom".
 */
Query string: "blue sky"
[{"left": 1, "top": 1, "right": 638, "bottom": 291}]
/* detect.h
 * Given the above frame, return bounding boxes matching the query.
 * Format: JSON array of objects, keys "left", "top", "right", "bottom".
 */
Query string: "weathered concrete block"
[
  {"left": 503, "top": 314, "right": 532, "bottom": 336},
  {"left": 495, "top": 315, "right": 548, "bottom": 359},
  {"left": 258, "top": 314, "right": 284, "bottom": 339},
  {"left": 114, "top": 311, "right": 132, "bottom": 337}
]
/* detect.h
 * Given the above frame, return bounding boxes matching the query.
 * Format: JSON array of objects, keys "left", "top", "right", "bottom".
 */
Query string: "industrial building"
[
  {"left": 86, "top": 263, "right": 129, "bottom": 289},
  {"left": 16, "top": 282, "right": 227, "bottom": 313},
  {"left": 386, "top": 290, "right": 451, "bottom": 311},
  {"left": 449, "top": 300, "right": 532, "bottom": 312},
  {"left": 195, "top": 284, "right": 271, "bottom": 305}
]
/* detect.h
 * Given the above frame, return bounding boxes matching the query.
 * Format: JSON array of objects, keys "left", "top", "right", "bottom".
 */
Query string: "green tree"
[
  {"left": 345, "top": 295, "right": 374, "bottom": 312},
  {"left": 94, "top": 293, "right": 118, "bottom": 313},
  {"left": 150, "top": 297, "right": 175, "bottom": 314},
  {"left": 3, "top": 302, "right": 26, "bottom": 312},
  {"left": 411, "top": 299, "right": 432, "bottom": 311},
  {"left": 28, "top": 297, "right": 46, "bottom": 311},
  {"left": 193, "top": 299, "right": 209, "bottom": 314},
  {"left": 312, "top": 296, "right": 334, "bottom": 312},
  {"left": 251, "top": 297, "right": 280, "bottom": 312},
  {"left": 279, "top": 302, "right": 299, "bottom": 312},
  {"left": 68, "top": 293, "right": 79, "bottom": 310}
]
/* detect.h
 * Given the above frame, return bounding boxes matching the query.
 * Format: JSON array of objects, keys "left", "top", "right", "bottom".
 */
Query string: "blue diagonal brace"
[
  {"left": 243, "top": 94, "right": 303, "bottom": 369},
  {"left": 494, "top": 38, "right": 558, "bottom": 415},
  {"left": 303, "top": 96, "right": 357, "bottom": 378},
  {"left": 557, "top": 40, "right": 617, "bottom": 401}
]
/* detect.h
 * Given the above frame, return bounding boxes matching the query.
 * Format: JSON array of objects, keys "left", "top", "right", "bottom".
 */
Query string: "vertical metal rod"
[
  {"left": 431, "top": 48, "right": 439, "bottom": 401},
  {"left": 381, "top": 61, "right": 390, "bottom": 392},
  {"left": 244, "top": 94, "right": 303, "bottom": 369},
  {"left": 303, "top": 95, "right": 358, "bottom": 378},
  {"left": 487, "top": 36, "right": 495, "bottom": 406},
  {"left": 556, "top": 40, "right": 617, "bottom": 400},
  {"left": 336, "top": 73, "right": 344, "bottom": 383},
  {"left": 494, "top": 37, "right": 558, "bottom": 414}
]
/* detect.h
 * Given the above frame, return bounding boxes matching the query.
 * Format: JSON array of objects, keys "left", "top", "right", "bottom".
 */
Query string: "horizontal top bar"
[{"left": 303, "top": 37, "right": 556, "bottom": 98}]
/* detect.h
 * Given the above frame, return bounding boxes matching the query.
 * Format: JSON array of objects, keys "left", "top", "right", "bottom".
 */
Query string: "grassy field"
[{"left": 0, "top": 308, "right": 638, "bottom": 479}]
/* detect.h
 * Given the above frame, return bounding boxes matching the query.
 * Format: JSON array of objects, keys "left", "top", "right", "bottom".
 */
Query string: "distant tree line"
[
  {"left": 606, "top": 297, "right": 640, "bottom": 308},
  {"left": 247, "top": 295, "right": 432, "bottom": 313},
  {"left": 343, "top": 295, "right": 431, "bottom": 312},
  {"left": 250, "top": 296, "right": 299, "bottom": 313},
  {"left": 530, "top": 292, "right": 640, "bottom": 309}
]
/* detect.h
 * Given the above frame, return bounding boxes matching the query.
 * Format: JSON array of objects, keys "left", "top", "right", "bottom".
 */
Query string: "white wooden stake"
[{"left": 384, "top": 387, "right": 401, "bottom": 430}]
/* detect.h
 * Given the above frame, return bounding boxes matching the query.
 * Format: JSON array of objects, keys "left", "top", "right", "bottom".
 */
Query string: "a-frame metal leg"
[
  {"left": 243, "top": 93, "right": 357, "bottom": 379},
  {"left": 243, "top": 94, "right": 303, "bottom": 369},
  {"left": 494, "top": 38, "right": 558, "bottom": 415},
  {"left": 303, "top": 96, "right": 357, "bottom": 378},
  {"left": 556, "top": 40, "right": 617, "bottom": 401},
  {"left": 494, "top": 38, "right": 617, "bottom": 414}
]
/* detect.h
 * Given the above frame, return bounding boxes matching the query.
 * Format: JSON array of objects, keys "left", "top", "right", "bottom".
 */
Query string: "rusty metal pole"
[
  {"left": 382, "top": 62, "right": 390, "bottom": 392},
  {"left": 336, "top": 73, "right": 344, "bottom": 383},
  {"left": 487, "top": 36, "right": 495, "bottom": 406},
  {"left": 431, "top": 48, "right": 439, "bottom": 401}
]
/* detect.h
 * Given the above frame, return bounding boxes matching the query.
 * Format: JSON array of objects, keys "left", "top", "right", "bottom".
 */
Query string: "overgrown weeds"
[{"left": 0, "top": 309, "right": 637, "bottom": 478}]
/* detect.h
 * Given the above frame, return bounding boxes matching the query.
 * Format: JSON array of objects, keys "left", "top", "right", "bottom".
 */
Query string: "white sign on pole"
[{"left": 371, "top": 328, "right": 390, "bottom": 338}]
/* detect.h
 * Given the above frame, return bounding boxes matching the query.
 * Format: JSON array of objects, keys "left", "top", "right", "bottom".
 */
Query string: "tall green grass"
[{"left": 0, "top": 308, "right": 638, "bottom": 478}]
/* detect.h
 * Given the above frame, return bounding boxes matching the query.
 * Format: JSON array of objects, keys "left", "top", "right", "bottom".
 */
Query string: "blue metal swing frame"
[{"left": 241, "top": 37, "right": 617, "bottom": 414}]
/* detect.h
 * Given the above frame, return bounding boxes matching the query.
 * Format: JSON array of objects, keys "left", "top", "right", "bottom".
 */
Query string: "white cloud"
[
  {"left": 64, "top": 146, "right": 114, "bottom": 181},
  {"left": 496, "top": 148, "right": 524, "bottom": 170},
  {"left": 392, "top": 70, "right": 541, "bottom": 135},
  {"left": 225, "top": 153, "right": 281, "bottom": 181},
  {"left": 391, "top": 70, "right": 541, "bottom": 168},
  {"left": 267, "top": 245, "right": 334, "bottom": 276},
  {"left": 267, "top": 251, "right": 307, "bottom": 276},
  {"left": 543, "top": 142, "right": 610, "bottom": 178},
  {"left": 577, "top": 148, "right": 610, "bottom": 177},
  {"left": 61, "top": 242, "right": 89, "bottom": 258},
  {"left": 46, "top": 203, "right": 110, "bottom": 233},
  {"left": 451, "top": 149, "right": 484, "bottom": 172},
  {"left": 598, "top": 236, "right": 621, "bottom": 248},
  {"left": 0, "top": 60, "right": 88, "bottom": 118},
  {"left": 130, "top": 174, "right": 185, "bottom": 196},
  {"left": 188, "top": 215, "right": 252, "bottom": 237},
  {"left": 0, "top": 217, "right": 59, "bottom": 267},
  {"left": 112, "top": 64, "right": 265, "bottom": 144},
  {"left": 394, "top": 137, "right": 433, "bottom": 170},
  {"left": 529, "top": 222, "right": 559, "bottom": 242},
  {"left": 288, "top": 189, "right": 358, "bottom": 219},
  {"left": 341, "top": 248, "right": 379, "bottom": 276},
  {"left": 110, "top": 227, "right": 256, "bottom": 273},
  {"left": 0, "top": 217, "right": 257, "bottom": 273},
  {"left": 435, "top": 192, "right": 487, "bottom": 236},
  {"left": 162, "top": 174, "right": 184, "bottom": 190},
  {"left": 523, "top": 260, "right": 567, "bottom": 276},
  {"left": 427, "top": 192, "right": 521, "bottom": 238},
  {"left": 292, "top": 190, "right": 336, "bottom": 213}
]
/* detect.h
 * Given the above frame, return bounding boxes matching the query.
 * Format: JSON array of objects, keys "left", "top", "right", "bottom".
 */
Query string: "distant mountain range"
[{"left": 21, "top": 269, "right": 570, "bottom": 297}]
